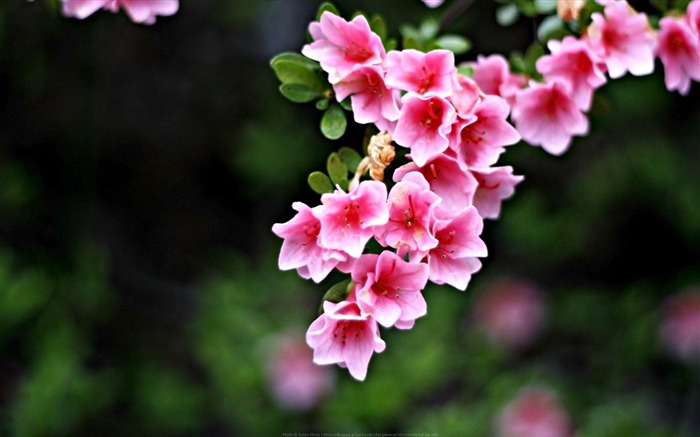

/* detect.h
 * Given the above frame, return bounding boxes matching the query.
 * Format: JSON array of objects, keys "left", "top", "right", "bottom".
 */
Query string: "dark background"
[{"left": 1, "top": 0, "right": 699, "bottom": 436}]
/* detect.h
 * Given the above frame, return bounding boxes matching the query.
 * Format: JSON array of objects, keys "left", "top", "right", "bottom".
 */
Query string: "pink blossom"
[
  {"left": 466, "top": 54, "right": 527, "bottom": 103},
  {"left": 306, "top": 300, "right": 386, "bottom": 381},
  {"left": 656, "top": 16, "right": 700, "bottom": 96},
  {"left": 660, "top": 287, "right": 700, "bottom": 363},
  {"left": 427, "top": 207, "right": 487, "bottom": 290},
  {"left": 302, "top": 12, "right": 385, "bottom": 84},
  {"left": 393, "top": 94, "right": 457, "bottom": 167},
  {"left": 318, "top": 180, "right": 389, "bottom": 259},
  {"left": 497, "top": 388, "right": 572, "bottom": 437},
  {"left": 688, "top": 0, "right": 700, "bottom": 36},
  {"left": 452, "top": 95, "right": 521, "bottom": 169},
  {"left": 351, "top": 250, "right": 430, "bottom": 329},
  {"left": 333, "top": 65, "right": 400, "bottom": 132},
  {"left": 272, "top": 202, "right": 347, "bottom": 283},
  {"left": 61, "top": 0, "right": 179, "bottom": 24},
  {"left": 587, "top": 0, "right": 656, "bottom": 79},
  {"left": 384, "top": 49, "right": 457, "bottom": 98},
  {"left": 536, "top": 36, "right": 607, "bottom": 111},
  {"left": 393, "top": 153, "right": 478, "bottom": 218},
  {"left": 473, "top": 279, "right": 547, "bottom": 350},
  {"left": 511, "top": 81, "right": 589, "bottom": 155},
  {"left": 374, "top": 172, "right": 440, "bottom": 255},
  {"left": 421, "top": 0, "right": 445, "bottom": 8},
  {"left": 471, "top": 166, "right": 524, "bottom": 219},
  {"left": 265, "top": 333, "right": 334, "bottom": 411},
  {"left": 450, "top": 74, "right": 481, "bottom": 120}
]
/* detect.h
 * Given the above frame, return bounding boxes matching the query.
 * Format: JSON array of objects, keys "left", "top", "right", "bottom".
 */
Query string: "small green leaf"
[
  {"left": 384, "top": 38, "right": 398, "bottom": 52},
  {"left": 496, "top": 4, "right": 520, "bottom": 26},
  {"left": 271, "top": 60, "right": 325, "bottom": 90},
  {"left": 320, "top": 104, "right": 347, "bottom": 140},
  {"left": 457, "top": 63, "right": 475, "bottom": 77},
  {"left": 316, "top": 2, "right": 340, "bottom": 20},
  {"left": 534, "top": 0, "right": 557, "bottom": 14},
  {"left": 338, "top": 147, "right": 363, "bottom": 174},
  {"left": 369, "top": 14, "right": 388, "bottom": 40},
  {"left": 319, "top": 279, "right": 353, "bottom": 314},
  {"left": 308, "top": 171, "right": 334, "bottom": 194},
  {"left": 315, "top": 99, "right": 330, "bottom": 110},
  {"left": 327, "top": 152, "right": 349, "bottom": 187},
  {"left": 402, "top": 36, "right": 421, "bottom": 51},
  {"left": 338, "top": 98, "right": 352, "bottom": 111},
  {"left": 270, "top": 52, "right": 319, "bottom": 71},
  {"left": 537, "top": 15, "right": 566, "bottom": 42},
  {"left": 279, "top": 83, "right": 321, "bottom": 103},
  {"left": 419, "top": 18, "right": 439, "bottom": 39},
  {"left": 435, "top": 34, "right": 472, "bottom": 55},
  {"left": 518, "top": 1, "right": 538, "bottom": 16},
  {"left": 524, "top": 42, "right": 546, "bottom": 77}
]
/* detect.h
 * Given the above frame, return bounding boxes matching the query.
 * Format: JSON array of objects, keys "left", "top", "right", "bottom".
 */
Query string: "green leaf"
[
  {"left": 308, "top": 171, "right": 334, "bottom": 194},
  {"left": 419, "top": 18, "right": 439, "bottom": 39},
  {"left": 319, "top": 279, "right": 352, "bottom": 314},
  {"left": 316, "top": 2, "right": 340, "bottom": 20},
  {"left": 338, "top": 98, "right": 352, "bottom": 111},
  {"left": 271, "top": 60, "right": 325, "bottom": 90},
  {"left": 402, "top": 36, "right": 421, "bottom": 51},
  {"left": 278, "top": 83, "right": 321, "bottom": 103},
  {"left": 496, "top": 4, "right": 520, "bottom": 26},
  {"left": 534, "top": 0, "right": 557, "bottom": 14},
  {"left": 320, "top": 104, "right": 347, "bottom": 140},
  {"left": 270, "top": 52, "right": 319, "bottom": 71},
  {"left": 338, "top": 147, "right": 363, "bottom": 174},
  {"left": 523, "top": 42, "right": 546, "bottom": 77},
  {"left": 315, "top": 99, "right": 329, "bottom": 110},
  {"left": 369, "top": 14, "right": 388, "bottom": 40},
  {"left": 457, "top": 63, "right": 475, "bottom": 77},
  {"left": 327, "top": 152, "right": 349, "bottom": 188},
  {"left": 435, "top": 34, "right": 472, "bottom": 55},
  {"left": 537, "top": 15, "right": 566, "bottom": 42}
]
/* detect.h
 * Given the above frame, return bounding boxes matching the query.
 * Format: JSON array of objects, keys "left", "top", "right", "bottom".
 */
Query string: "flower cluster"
[
  {"left": 469, "top": 0, "right": 700, "bottom": 155},
  {"left": 273, "top": 11, "right": 524, "bottom": 380},
  {"left": 60, "top": 0, "right": 179, "bottom": 24}
]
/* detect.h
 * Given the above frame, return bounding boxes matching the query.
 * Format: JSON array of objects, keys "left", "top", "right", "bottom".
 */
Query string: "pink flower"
[
  {"left": 471, "top": 166, "right": 524, "bottom": 220},
  {"left": 660, "top": 287, "right": 700, "bottom": 363},
  {"left": 467, "top": 54, "right": 527, "bottom": 103},
  {"left": 427, "top": 207, "right": 487, "bottom": 290},
  {"left": 688, "top": 0, "right": 700, "bottom": 36},
  {"left": 351, "top": 250, "right": 430, "bottom": 329},
  {"left": 449, "top": 74, "right": 481, "bottom": 120},
  {"left": 318, "top": 180, "right": 389, "bottom": 259},
  {"left": 272, "top": 202, "right": 347, "bottom": 283},
  {"left": 61, "top": 0, "right": 179, "bottom": 24},
  {"left": 333, "top": 65, "right": 400, "bottom": 132},
  {"left": 536, "top": 36, "right": 607, "bottom": 111},
  {"left": 374, "top": 172, "right": 441, "bottom": 255},
  {"left": 421, "top": 0, "right": 445, "bottom": 8},
  {"left": 265, "top": 333, "right": 334, "bottom": 411},
  {"left": 587, "top": 0, "right": 656, "bottom": 79},
  {"left": 452, "top": 95, "right": 521, "bottom": 169},
  {"left": 393, "top": 94, "right": 457, "bottom": 167},
  {"left": 497, "top": 388, "right": 572, "bottom": 437},
  {"left": 473, "top": 279, "right": 547, "bottom": 350},
  {"left": 393, "top": 153, "right": 478, "bottom": 218},
  {"left": 306, "top": 300, "right": 386, "bottom": 381},
  {"left": 656, "top": 16, "right": 700, "bottom": 96},
  {"left": 302, "top": 12, "right": 385, "bottom": 84},
  {"left": 511, "top": 81, "right": 589, "bottom": 155},
  {"left": 384, "top": 49, "right": 457, "bottom": 98}
]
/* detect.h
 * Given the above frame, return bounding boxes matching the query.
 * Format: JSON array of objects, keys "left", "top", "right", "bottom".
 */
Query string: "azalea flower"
[
  {"left": 60, "top": 0, "right": 178, "bottom": 24},
  {"left": 384, "top": 49, "right": 457, "bottom": 98},
  {"left": 660, "top": 288, "right": 700, "bottom": 363},
  {"left": 470, "top": 166, "right": 524, "bottom": 219},
  {"left": 656, "top": 16, "right": 700, "bottom": 95},
  {"left": 497, "top": 388, "right": 572, "bottom": 437}
]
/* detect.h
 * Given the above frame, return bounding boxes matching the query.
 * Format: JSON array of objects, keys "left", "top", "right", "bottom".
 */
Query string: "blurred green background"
[{"left": 1, "top": 0, "right": 699, "bottom": 436}]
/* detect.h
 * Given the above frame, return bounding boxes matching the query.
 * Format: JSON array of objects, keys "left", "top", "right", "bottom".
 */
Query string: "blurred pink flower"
[
  {"left": 511, "top": 80, "right": 589, "bottom": 156},
  {"left": 536, "top": 36, "right": 607, "bottom": 111},
  {"left": 587, "top": 0, "right": 656, "bottom": 79},
  {"left": 656, "top": 16, "right": 700, "bottom": 95},
  {"left": 688, "top": 0, "right": 700, "bottom": 36},
  {"left": 421, "top": 0, "right": 445, "bottom": 8},
  {"left": 660, "top": 287, "right": 700, "bottom": 362},
  {"left": 473, "top": 278, "right": 546, "bottom": 350},
  {"left": 266, "top": 333, "right": 334, "bottom": 411},
  {"left": 61, "top": 0, "right": 178, "bottom": 24},
  {"left": 306, "top": 300, "right": 386, "bottom": 381},
  {"left": 302, "top": 12, "right": 385, "bottom": 84},
  {"left": 466, "top": 54, "right": 527, "bottom": 104},
  {"left": 470, "top": 166, "right": 523, "bottom": 220},
  {"left": 497, "top": 387, "right": 572, "bottom": 437},
  {"left": 351, "top": 250, "right": 430, "bottom": 329}
]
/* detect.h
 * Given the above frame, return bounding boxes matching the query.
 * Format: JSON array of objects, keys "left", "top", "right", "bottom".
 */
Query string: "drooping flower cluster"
[
  {"left": 60, "top": 0, "right": 179, "bottom": 24},
  {"left": 273, "top": 11, "right": 524, "bottom": 380},
  {"left": 469, "top": 0, "right": 700, "bottom": 155}
]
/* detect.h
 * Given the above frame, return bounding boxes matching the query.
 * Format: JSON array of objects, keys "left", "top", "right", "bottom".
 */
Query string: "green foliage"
[
  {"left": 308, "top": 170, "right": 334, "bottom": 194},
  {"left": 321, "top": 103, "right": 348, "bottom": 140}
]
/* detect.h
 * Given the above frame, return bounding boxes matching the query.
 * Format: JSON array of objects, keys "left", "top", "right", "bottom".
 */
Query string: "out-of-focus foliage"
[{"left": 1, "top": 1, "right": 699, "bottom": 436}]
